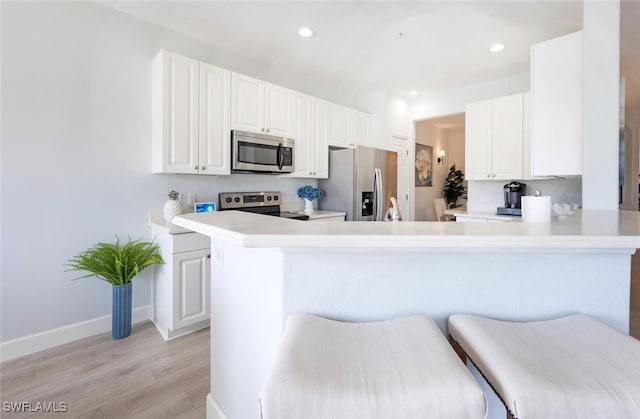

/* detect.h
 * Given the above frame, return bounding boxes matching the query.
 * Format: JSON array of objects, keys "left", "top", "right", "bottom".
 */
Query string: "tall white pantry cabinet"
[
  {"left": 530, "top": 31, "right": 583, "bottom": 176},
  {"left": 152, "top": 50, "right": 231, "bottom": 175}
]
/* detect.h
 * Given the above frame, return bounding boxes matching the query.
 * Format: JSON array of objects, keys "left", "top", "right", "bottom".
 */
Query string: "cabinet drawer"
[{"left": 172, "top": 232, "right": 210, "bottom": 253}]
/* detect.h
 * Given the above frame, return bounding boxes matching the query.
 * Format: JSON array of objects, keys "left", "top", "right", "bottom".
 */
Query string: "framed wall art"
[{"left": 415, "top": 144, "right": 433, "bottom": 187}]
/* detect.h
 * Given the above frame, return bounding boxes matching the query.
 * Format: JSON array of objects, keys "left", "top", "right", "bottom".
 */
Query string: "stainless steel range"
[{"left": 218, "top": 191, "right": 309, "bottom": 220}]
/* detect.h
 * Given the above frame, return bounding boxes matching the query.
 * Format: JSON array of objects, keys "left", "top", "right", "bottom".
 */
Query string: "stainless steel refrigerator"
[{"left": 318, "top": 147, "right": 397, "bottom": 221}]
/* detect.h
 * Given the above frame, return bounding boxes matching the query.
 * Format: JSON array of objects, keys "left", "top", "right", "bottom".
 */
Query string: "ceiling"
[{"left": 100, "top": 0, "right": 639, "bottom": 109}]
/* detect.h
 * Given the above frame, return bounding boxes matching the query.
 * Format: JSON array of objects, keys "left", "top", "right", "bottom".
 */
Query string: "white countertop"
[
  {"left": 148, "top": 210, "right": 193, "bottom": 234},
  {"left": 171, "top": 209, "right": 640, "bottom": 250}
]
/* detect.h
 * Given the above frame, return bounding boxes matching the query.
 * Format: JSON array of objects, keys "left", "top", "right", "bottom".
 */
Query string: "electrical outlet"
[{"left": 211, "top": 246, "right": 223, "bottom": 266}]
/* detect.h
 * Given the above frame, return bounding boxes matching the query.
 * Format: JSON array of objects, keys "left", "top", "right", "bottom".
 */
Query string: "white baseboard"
[
  {"left": 206, "top": 393, "right": 229, "bottom": 419},
  {"left": 152, "top": 319, "right": 210, "bottom": 341},
  {"left": 0, "top": 305, "right": 152, "bottom": 363}
]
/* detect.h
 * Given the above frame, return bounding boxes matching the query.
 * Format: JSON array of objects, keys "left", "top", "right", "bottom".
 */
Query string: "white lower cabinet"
[{"left": 151, "top": 230, "right": 210, "bottom": 340}]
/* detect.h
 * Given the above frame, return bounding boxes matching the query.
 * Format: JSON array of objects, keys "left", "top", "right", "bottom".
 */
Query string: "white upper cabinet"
[
  {"left": 199, "top": 62, "right": 231, "bottom": 175},
  {"left": 465, "top": 93, "right": 523, "bottom": 180},
  {"left": 152, "top": 50, "right": 230, "bottom": 175},
  {"left": 290, "top": 93, "right": 328, "bottom": 179},
  {"left": 328, "top": 103, "right": 371, "bottom": 148},
  {"left": 350, "top": 110, "right": 370, "bottom": 147},
  {"left": 465, "top": 100, "right": 493, "bottom": 180},
  {"left": 231, "top": 72, "right": 295, "bottom": 138},
  {"left": 530, "top": 31, "right": 583, "bottom": 176},
  {"left": 328, "top": 103, "right": 351, "bottom": 147}
]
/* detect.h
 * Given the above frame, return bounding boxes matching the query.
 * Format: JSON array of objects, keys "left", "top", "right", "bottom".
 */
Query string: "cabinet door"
[
  {"left": 531, "top": 31, "right": 582, "bottom": 175},
  {"left": 153, "top": 51, "right": 199, "bottom": 174},
  {"left": 172, "top": 249, "right": 210, "bottom": 329},
  {"left": 492, "top": 93, "right": 523, "bottom": 179},
  {"left": 292, "top": 93, "right": 311, "bottom": 177},
  {"left": 350, "top": 110, "right": 370, "bottom": 147},
  {"left": 464, "top": 100, "right": 493, "bottom": 180},
  {"left": 328, "top": 104, "right": 352, "bottom": 147},
  {"left": 231, "top": 72, "right": 264, "bottom": 134},
  {"left": 265, "top": 83, "right": 294, "bottom": 137},
  {"left": 522, "top": 91, "right": 535, "bottom": 179},
  {"left": 199, "top": 63, "right": 231, "bottom": 175},
  {"left": 311, "top": 98, "right": 328, "bottom": 178}
]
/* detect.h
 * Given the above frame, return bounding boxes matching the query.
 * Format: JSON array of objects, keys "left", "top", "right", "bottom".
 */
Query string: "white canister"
[{"left": 521, "top": 196, "right": 551, "bottom": 223}]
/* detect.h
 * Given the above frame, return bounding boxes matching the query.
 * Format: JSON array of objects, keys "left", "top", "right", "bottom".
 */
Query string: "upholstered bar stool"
[
  {"left": 448, "top": 314, "right": 640, "bottom": 419},
  {"left": 259, "top": 314, "right": 487, "bottom": 419}
]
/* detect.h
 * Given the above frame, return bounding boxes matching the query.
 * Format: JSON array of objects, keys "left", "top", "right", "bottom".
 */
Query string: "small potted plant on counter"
[
  {"left": 65, "top": 236, "right": 164, "bottom": 339},
  {"left": 297, "top": 185, "right": 324, "bottom": 214},
  {"left": 443, "top": 164, "right": 466, "bottom": 209}
]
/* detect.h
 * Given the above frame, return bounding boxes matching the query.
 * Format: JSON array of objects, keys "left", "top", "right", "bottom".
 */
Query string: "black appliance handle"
[{"left": 277, "top": 143, "right": 284, "bottom": 170}]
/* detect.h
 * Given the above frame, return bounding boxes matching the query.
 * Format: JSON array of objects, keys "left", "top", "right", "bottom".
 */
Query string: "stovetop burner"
[{"left": 218, "top": 191, "right": 309, "bottom": 220}]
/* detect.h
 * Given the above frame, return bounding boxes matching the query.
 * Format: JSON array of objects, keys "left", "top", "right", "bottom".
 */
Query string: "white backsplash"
[{"left": 467, "top": 177, "right": 582, "bottom": 212}]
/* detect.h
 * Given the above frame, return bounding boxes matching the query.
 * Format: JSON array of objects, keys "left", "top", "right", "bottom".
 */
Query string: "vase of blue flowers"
[{"left": 297, "top": 185, "right": 323, "bottom": 214}]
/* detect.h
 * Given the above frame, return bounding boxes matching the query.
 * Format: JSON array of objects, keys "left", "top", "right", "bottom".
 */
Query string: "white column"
[{"left": 582, "top": 0, "right": 621, "bottom": 210}]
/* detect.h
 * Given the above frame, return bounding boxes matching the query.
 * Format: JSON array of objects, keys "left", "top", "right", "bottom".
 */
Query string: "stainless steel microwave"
[{"left": 231, "top": 130, "right": 295, "bottom": 173}]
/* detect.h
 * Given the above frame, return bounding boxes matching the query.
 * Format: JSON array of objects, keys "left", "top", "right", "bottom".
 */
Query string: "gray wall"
[{"left": 0, "top": 1, "right": 315, "bottom": 342}]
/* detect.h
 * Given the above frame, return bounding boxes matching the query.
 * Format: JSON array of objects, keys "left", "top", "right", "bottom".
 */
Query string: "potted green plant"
[
  {"left": 66, "top": 236, "right": 164, "bottom": 339},
  {"left": 443, "top": 164, "right": 466, "bottom": 209}
]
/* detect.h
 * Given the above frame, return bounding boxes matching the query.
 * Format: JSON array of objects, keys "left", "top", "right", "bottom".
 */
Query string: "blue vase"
[{"left": 112, "top": 283, "right": 132, "bottom": 339}]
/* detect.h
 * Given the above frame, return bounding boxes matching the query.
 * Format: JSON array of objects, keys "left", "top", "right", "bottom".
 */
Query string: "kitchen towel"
[{"left": 521, "top": 196, "right": 551, "bottom": 223}]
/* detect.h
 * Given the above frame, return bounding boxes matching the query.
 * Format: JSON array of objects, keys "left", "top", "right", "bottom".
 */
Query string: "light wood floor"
[{"left": 0, "top": 322, "right": 209, "bottom": 419}]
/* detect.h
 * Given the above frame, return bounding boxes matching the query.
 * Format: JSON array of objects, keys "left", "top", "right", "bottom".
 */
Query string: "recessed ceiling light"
[
  {"left": 490, "top": 43, "right": 505, "bottom": 53},
  {"left": 298, "top": 27, "right": 315, "bottom": 38},
  {"left": 409, "top": 90, "right": 419, "bottom": 96}
]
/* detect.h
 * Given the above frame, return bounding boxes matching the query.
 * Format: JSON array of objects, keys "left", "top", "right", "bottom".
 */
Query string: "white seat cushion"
[
  {"left": 448, "top": 314, "right": 640, "bottom": 419},
  {"left": 260, "top": 314, "right": 487, "bottom": 419}
]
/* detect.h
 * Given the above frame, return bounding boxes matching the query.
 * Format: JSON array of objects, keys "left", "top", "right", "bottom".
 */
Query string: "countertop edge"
[{"left": 171, "top": 210, "right": 640, "bottom": 252}]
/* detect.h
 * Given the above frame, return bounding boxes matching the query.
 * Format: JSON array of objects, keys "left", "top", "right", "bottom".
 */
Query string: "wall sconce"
[{"left": 437, "top": 150, "right": 446, "bottom": 165}]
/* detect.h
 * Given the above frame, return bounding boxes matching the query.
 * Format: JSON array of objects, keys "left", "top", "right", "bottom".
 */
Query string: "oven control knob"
[
  {"left": 225, "top": 197, "right": 232, "bottom": 203},
  {"left": 274, "top": 195, "right": 279, "bottom": 201},
  {"left": 234, "top": 197, "right": 240, "bottom": 203},
  {"left": 267, "top": 196, "right": 272, "bottom": 201}
]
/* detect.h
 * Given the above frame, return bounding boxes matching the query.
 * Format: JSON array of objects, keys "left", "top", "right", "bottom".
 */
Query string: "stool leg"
[
  {"left": 507, "top": 412, "right": 515, "bottom": 419},
  {"left": 448, "top": 335, "right": 467, "bottom": 364}
]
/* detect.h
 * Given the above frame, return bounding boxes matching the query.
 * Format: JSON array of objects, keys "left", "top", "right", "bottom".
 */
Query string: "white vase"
[
  {"left": 303, "top": 199, "right": 315, "bottom": 214},
  {"left": 163, "top": 199, "right": 182, "bottom": 222}
]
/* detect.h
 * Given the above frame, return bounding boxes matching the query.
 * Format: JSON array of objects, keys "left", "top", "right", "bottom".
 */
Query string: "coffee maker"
[{"left": 497, "top": 181, "right": 526, "bottom": 216}]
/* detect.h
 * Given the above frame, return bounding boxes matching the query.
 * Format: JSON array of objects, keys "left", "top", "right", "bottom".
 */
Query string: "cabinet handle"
[
  {"left": 207, "top": 254, "right": 211, "bottom": 259},
  {"left": 486, "top": 174, "right": 490, "bottom": 178},
  {"left": 195, "top": 165, "right": 198, "bottom": 170},
  {"left": 266, "top": 128, "right": 270, "bottom": 133},
  {"left": 491, "top": 174, "right": 496, "bottom": 178},
  {"left": 201, "top": 166, "right": 205, "bottom": 170},
  {"left": 261, "top": 128, "right": 265, "bottom": 132}
]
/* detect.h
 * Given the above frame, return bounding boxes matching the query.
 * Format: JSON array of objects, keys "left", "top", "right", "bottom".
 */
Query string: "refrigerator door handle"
[{"left": 373, "top": 168, "right": 383, "bottom": 221}]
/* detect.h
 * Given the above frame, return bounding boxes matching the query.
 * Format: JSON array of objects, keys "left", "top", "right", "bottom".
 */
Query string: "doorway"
[{"left": 413, "top": 113, "right": 465, "bottom": 221}]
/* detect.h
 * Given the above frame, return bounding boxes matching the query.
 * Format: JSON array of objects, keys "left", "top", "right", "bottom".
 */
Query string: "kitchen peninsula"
[{"left": 172, "top": 210, "right": 640, "bottom": 419}]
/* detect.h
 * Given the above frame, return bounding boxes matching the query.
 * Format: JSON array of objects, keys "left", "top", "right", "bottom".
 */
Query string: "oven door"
[{"left": 232, "top": 130, "right": 294, "bottom": 173}]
